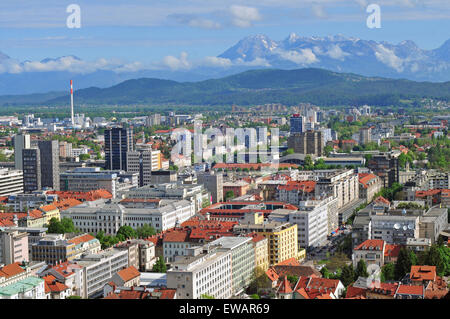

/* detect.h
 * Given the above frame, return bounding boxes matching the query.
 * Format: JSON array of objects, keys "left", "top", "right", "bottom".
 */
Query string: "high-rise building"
[
  {"left": 359, "top": 127, "right": 372, "bottom": 145},
  {"left": 22, "top": 148, "right": 41, "bottom": 193},
  {"left": 197, "top": 172, "right": 223, "bottom": 204},
  {"left": 0, "top": 168, "right": 24, "bottom": 196},
  {"left": 288, "top": 131, "right": 324, "bottom": 156},
  {"left": 104, "top": 127, "right": 134, "bottom": 170},
  {"left": 38, "top": 140, "right": 60, "bottom": 191},
  {"left": 368, "top": 153, "right": 400, "bottom": 188},
  {"left": 290, "top": 114, "right": 305, "bottom": 134},
  {"left": 14, "top": 133, "right": 30, "bottom": 170},
  {"left": 146, "top": 114, "right": 161, "bottom": 127},
  {"left": 127, "top": 147, "right": 161, "bottom": 187}
]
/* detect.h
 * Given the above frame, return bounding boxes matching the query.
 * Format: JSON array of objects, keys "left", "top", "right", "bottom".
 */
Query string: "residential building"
[
  {"left": 234, "top": 221, "right": 299, "bottom": 266},
  {"left": 288, "top": 131, "right": 324, "bottom": 156},
  {"left": 114, "top": 239, "right": 157, "bottom": 272},
  {"left": 359, "top": 173, "right": 382, "bottom": 203},
  {"left": 167, "top": 245, "right": 232, "bottom": 299},
  {"left": 367, "top": 153, "right": 400, "bottom": 188},
  {"left": 0, "top": 229, "right": 29, "bottom": 265},
  {"left": 210, "top": 236, "right": 255, "bottom": 296},
  {"left": 0, "top": 168, "right": 23, "bottom": 196},
  {"left": 127, "top": 146, "right": 161, "bottom": 187},
  {"left": 74, "top": 248, "right": 129, "bottom": 298},
  {"left": 111, "top": 265, "right": 140, "bottom": 287},
  {"left": 248, "top": 233, "right": 269, "bottom": 272},
  {"left": 352, "top": 239, "right": 386, "bottom": 268},
  {"left": 151, "top": 170, "right": 177, "bottom": 185},
  {"left": 371, "top": 215, "right": 420, "bottom": 245}
]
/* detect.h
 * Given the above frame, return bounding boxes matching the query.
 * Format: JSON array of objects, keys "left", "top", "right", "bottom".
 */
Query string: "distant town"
[{"left": 0, "top": 101, "right": 449, "bottom": 300}]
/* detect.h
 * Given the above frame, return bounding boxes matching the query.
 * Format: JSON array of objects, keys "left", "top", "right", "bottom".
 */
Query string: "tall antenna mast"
[{"left": 70, "top": 80, "right": 74, "bottom": 125}]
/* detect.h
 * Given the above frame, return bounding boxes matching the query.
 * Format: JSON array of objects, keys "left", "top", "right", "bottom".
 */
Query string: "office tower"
[
  {"left": 38, "top": 140, "right": 60, "bottom": 191},
  {"left": 104, "top": 127, "right": 134, "bottom": 170},
  {"left": 288, "top": 131, "right": 324, "bottom": 156},
  {"left": 359, "top": 127, "right": 372, "bottom": 145},
  {"left": 197, "top": 172, "right": 223, "bottom": 204},
  {"left": 14, "top": 133, "right": 30, "bottom": 170},
  {"left": 22, "top": 148, "right": 41, "bottom": 193},
  {"left": 0, "top": 168, "right": 24, "bottom": 196},
  {"left": 368, "top": 153, "right": 400, "bottom": 188},
  {"left": 290, "top": 114, "right": 305, "bottom": 134},
  {"left": 127, "top": 147, "right": 161, "bottom": 187}
]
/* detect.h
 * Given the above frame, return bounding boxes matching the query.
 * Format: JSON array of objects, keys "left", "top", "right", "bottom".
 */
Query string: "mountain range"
[
  {"left": 0, "top": 33, "right": 449, "bottom": 96},
  {"left": 1, "top": 68, "right": 449, "bottom": 107}
]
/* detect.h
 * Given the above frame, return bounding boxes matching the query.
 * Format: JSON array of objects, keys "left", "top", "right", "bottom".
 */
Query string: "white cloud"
[
  {"left": 234, "top": 57, "right": 271, "bottom": 67},
  {"left": 311, "top": 3, "right": 327, "bottom": 18},
  {"left": 188, "top": 18, "right": 221, "bottom": 29},
  {"left": 277, "top": 48, "right": 318, "bottom": 65},
  {"left": 229, "top": 5, "right": 262, "bottom": 28},
  {"left": 374, "top": 44, "right": 405, "bottom": 72},
  {"left": 325, "top": 45, "right": 350, "bottom": 60},
  {"left": 202, "top": 56, "right": 233, "bottom": 67},
  {"left": 161, "top": 52, "right": 192, "bottom": 70}
]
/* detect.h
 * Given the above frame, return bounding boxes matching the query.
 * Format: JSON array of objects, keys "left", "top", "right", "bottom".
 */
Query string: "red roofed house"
[
  {"left": 410, "top": 265, "right": 436, "bottom": 285},
  {"left": 394, "top": 284, "right": 424, "bottom": 299},
  {"left": 288, "top": 276, "right": 345, "bottom": 299},
  {"left": 162, "top": 230, "right": 191, "bottom": 263},
  {"left": 358, "top": 173, "right": 382, "bottom": 202},
  {"left": 111, "top": 265, "right": 140, "bottom": 287},
  {"left": 277, "top": 181, "right": 316, "bottom": 204},
  {"left": 43, "top": 274, "right": 72, "bottom": 299},
  {"left": 353, "top": 239, "right": 386, "bottom": 268},
  {"left": 384, "top": 244, "right": 401, "bottom": 264}
]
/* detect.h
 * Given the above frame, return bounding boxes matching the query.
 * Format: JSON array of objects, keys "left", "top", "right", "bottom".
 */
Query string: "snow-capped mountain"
[{"left": 218, "top": 33, "right": 450, "bottom": 81}]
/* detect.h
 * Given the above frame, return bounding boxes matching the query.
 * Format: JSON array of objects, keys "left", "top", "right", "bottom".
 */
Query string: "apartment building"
[
  {"left": 0, "top": 229, "right": 29, "bottom": 265},
  {"left": 359, "top": 173, "right": 382, "bottom": 203},
  {"left": 74, "top": 248, "right": 129, "bottom": 298},
  {"left": 167, "top": 245, "right": 232, "bottom": 299},
  {"left": 31, "top": 233, "right": 101, "bottom": 265},
  {"left": 104, "top": 126, "right": 134, "bottom": 171},
  {"left": 197, "top": 172, "right": 224, "bottom": 204},
  {"left": 114, "top": 239, "right": 157, "bottom": 272},
  {"left": 0, "top": 168, "right": 24, "bottom": 197},
  {"left": 419, "top": 207, "right": 448, "bottom": 244},
  {"left": 234, "top": 221, "right": 298, "bottom": 266},
  {"left": 210, "top": 236, "right": 255, "bottom": 296},
  {"left": 13, "top": 133, "right": 30, "bottom": 170},
  {"left": 314, "top": 169, "right": 359, "bottom": 210},
  {"left": 371, "top": 215, "right": 420, "bottom": 245},
  {"left": 352, "top": 239, "right": 386, "bottom": 268},
  {"left": 126, "top": 146, "right": 161, "bottom": 187}
]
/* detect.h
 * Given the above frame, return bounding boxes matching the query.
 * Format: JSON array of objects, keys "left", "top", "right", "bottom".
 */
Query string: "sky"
[{"left": 0, "top": 0, "right": 449, "bottom": 72}]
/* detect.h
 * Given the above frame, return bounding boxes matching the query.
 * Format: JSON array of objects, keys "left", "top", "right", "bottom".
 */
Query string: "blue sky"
[{"left": 0, "top": 0, "right": 449, "bottom": 71}]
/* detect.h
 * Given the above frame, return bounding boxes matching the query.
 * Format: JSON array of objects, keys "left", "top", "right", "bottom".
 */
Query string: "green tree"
[
  {"left": 136, "top": 224, "right": 156, "bottom": 238},
  {"left": 355, "top": 259, "right": 369, "bottom": 280},
  {"left": 246, "top": 267, "right": 271, "bottom": 295},
  {"left": 152, "top": 256, "right": 167, "bottom": 273},
  {"left": 225, "top": 190, "right": 235, "bottom": 201},
  {"left": 200, "top": 294, "right": 214, "bottom": 299},
  {"left": 286, "top": 275, "right": 298, "bottom": 285},
  {"left": 339, "top": 264, "right": 355, "bottom": 287},
  {"left": 116, "top": 225, "right": 137, "bottom": 241},
  {"left": 395, "top": 248, "right": 417, "bottom": 280},
  {"left": 381, "top": 263, "right": 396, "bottom": 282},
  {"left": 79, "top": 154, "right": 91, "bottom": 161},
  {"left": 47, "top": 217, "right": 76, "bottom": 234},
  {"left": 320, "top": 266, "right": 331, "bottom": 279},
  {"left": 304, "top": 155, "right": 313, "bottom": 169}
]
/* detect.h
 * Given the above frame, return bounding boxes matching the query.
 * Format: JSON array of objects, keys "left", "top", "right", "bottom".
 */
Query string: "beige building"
[{"left": 359, "top": 173, "right": 382, "bottom": 203}]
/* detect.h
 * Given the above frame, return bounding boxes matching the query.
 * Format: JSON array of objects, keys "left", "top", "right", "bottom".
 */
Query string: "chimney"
[{"left": 70, "top": 80, "right": 74, "bottom": 125}]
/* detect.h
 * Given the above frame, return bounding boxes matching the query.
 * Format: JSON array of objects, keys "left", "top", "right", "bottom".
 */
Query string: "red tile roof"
[
  {"left": 355, "top": 239, "right": 385, "bottom": 251},
  {"left": 358, "top": 173, "right": 378, "bottom": 189},
  {"left": 163, "top": 230, "right": 189, "bottom": 243},
  {"left": 116, "top": 266, "right": 140, "bottom": 282},
  {"left": 410, "top": 266, "right": 436, "bottom": 282},
  {"left": 277, "top": 276, "right": 293, "bottom": 294},
  {"left": 67, "top": 234, "right": 96, "bottom": 245},
  {"left": 346, "top": 285, "right": 367, "bottom": 299},
  {"left": 278, "top": 180, "right": 316, "bottom": 193},
  {"left": 396, "top": 284, "right": 424, "bottom": 296},
  {"left": 384, "top": 244, "right": 401, "bottom": 258},
  {"left": 0, "top": 262, "right": 26, "bottom": 278}
]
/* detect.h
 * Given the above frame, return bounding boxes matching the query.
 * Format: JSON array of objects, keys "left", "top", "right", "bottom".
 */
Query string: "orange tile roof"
[
  {"left": 355, "top": 239, "right": 385, "bottom": 251},
  {"left": 277, "top": 276, "right": 293, "bottom": 294},
  {"left": 410, "top": 266, "right": 436, "bottom": 282},
  {"left": 0, "top": 262, "right": 26, "bottom": 278},
  {"left": 346, "top": 285, "right": 367, "bottom": 298},
  {"left": 374, "top": 196, "right": 390, "bottom": 206},
  {"left": 54, "top": 198, "right": 83, "bottom": 211},
  {"left": 396, "top": 284, "right": 424, "bottom": 296},
  {"left": 358, "top": 173, "right": 378, "bottom": 189},
  {"left": 278, "top": 180, "right": 316, "bottom": 193},
  {"left": 163, "top": 230, "right": 189, "bottom": 243},
  {"left": 276, "top": 258, "right": 301, "bottom": 266},
  {"left": 40, "top": 204, "right": 58, "bottom": 212},
  {"left": 116, "top": 266, "right": 140, "bottom": 282},
  {"left": 384, "top": 244, "right": 401, "bottom": 258},
  {"left": 68, "top": 234, "right": 96, "bottom": 245}
]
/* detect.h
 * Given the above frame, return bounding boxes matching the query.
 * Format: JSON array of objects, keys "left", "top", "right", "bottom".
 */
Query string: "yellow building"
[
  {"left": 39, "top": 204, "right": 61, "bottom": 224},
  {"left": 235, "top": 221, "right": 299, "bottom": 266},
  {"left": 249, "top": 233, "right": 269, "bottom": 272}
]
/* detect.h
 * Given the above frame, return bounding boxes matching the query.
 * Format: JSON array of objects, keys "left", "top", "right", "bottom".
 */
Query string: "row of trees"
[{"left": 95, "top": 224, "right": 157, "bottom": 249}]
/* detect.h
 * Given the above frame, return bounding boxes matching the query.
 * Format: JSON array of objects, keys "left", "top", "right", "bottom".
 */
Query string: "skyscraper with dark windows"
[
  {"left": 38, "top": 140, "right": 60, "bottom": 191},
  {"left": 290, "top": 114, "right": 305, "bottom": 134},
  {"left": 104, "top": 126, "right": 134, "bottom": 170}
]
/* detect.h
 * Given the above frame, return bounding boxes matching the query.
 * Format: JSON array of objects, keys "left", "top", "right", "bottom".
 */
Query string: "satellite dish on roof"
[
  {"left": 403, "top": 225, "right": 407, "bottom": 231},
  {"left": 408, "top": 223, "right": 414, "bottom": 230},
  {"left": 394, "top": 223, "right": 400, "bottom": 230},
  {"left": 402, "top": 209, "right": 407, "bottom": 215}
]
